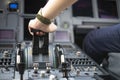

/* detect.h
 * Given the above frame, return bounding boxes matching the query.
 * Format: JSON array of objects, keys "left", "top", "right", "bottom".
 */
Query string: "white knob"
[
  {"left": 49, "top": 74, "right": 56, "bottom": 80},
  {"left": 76, "top": 51, "right": 81, "bottom": 56},
  {"left": 61, "top": 55, "right": 65, "bottom": 63},
  {"left": 40, "top": 70, "right": 46, "bottom": 77}
]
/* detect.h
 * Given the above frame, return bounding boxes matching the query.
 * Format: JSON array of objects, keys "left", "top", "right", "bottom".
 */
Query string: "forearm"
[
  {"left": 28, "top": 0, "right": 77, "bottom": 33},
  {"left": 38, "top": 0, "right": 77, "bottom": 19}
]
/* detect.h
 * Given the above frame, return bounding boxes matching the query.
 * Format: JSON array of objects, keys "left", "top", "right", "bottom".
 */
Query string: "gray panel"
[
  {"left": 0, "top": 14, "right": 5, "bottom": 27},
  {"left": 7, "top": 13, "right": 18, "bottom": 27}
]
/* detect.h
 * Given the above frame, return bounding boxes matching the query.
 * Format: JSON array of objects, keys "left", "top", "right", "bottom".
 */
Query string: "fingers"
[
  {"left": 36, "top": 31, "right": 45, "bottom": 36},
  {"left": 28, "top": 27, "right": 46, "bottom": 36},
  {"left": 28, "top": 26, "right": 33, "bottom": 35}
]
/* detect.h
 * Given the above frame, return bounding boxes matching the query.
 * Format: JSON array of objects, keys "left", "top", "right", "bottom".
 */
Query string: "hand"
[{"left": 28, "top": 18, "right": 57, "bottom": 35}]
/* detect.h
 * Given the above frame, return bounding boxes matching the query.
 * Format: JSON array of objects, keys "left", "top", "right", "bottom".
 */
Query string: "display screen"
[
  {"left": 72, "top": 0, "right": 93, "bottom": 17},
  {"left": 0, "top": 29, "right": 15, "bottom": 40},
  {"left": 97, "top": 0, "right": 118, "bottom": 19},
  {"left": 9, "top": 3, "right": 18, "bottom": 9},
  {"left": 24, "top": 0, "right": 47, "bottom": 14},
  {"left": 54, "top": 31, "right": 70, "bottom": 42}
]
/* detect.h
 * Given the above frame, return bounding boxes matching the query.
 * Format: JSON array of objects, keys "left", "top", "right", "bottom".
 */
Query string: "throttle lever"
[{"left": 31, "top": 28, "right": 46, "bottom": 55}]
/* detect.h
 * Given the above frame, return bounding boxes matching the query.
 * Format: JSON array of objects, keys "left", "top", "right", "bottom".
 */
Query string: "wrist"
[
  {"left": 34, "top": 18, "right": 48, "bottom": 27},
  {"left": 36, "top": 8, "right": 51, "bottom": 25}
]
